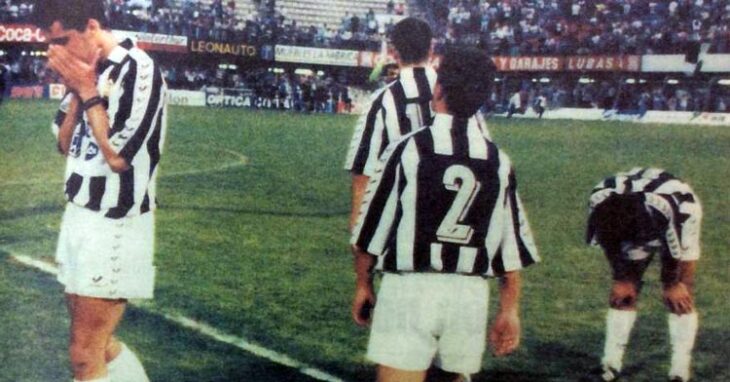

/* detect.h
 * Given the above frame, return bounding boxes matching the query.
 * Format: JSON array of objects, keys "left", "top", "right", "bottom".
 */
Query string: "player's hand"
[
  {"left": 663, "top": 282, "right": 694, "bottom": 315},
  {"left": 609, "top": 280, "right": 638, "bottom": 309},
  {"left": 47, "top": 45, "right": 100, "bottom": 99},
  {"left": 489, "top": 310, "right": 521, "bottom": 357},
  {"left": 352, "top": 283, "right": 376, "bottom": 327}
]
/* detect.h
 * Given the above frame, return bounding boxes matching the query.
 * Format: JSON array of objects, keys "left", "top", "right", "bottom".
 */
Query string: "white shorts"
[
  {"left": 55, "top": 203, "right": 156, "bottom": 299},
  {"left": 367, "top": 273, "right": 489, "bottom": 374}
]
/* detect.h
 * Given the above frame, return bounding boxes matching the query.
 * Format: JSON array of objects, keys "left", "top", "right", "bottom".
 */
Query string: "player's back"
[{"left": 373, "top": 113, "right": 533, "bottom": 276}]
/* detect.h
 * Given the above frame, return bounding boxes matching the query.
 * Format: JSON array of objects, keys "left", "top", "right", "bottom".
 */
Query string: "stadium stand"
[
  {"left": 1, "top": 0, "right": 729, "bottom": 115},
  {"left": 416, "top": 0, "right": 730, "bottom": 55},
  {"left": 276, "top": 0, "right": 391, "bottom": 27},
  {"left": 0, "top": 0, "right": 34, "bottom": 22}
]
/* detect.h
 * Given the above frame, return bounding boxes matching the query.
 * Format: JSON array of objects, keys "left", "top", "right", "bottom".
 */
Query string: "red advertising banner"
[
  {"left": 491, "top": 55, "right": 641, "bottom": 72},
  {"left": 565, "top": 55, "right": 640, "bottom": 72},
  {"left": 492, "top": 56, "right": 562, "bottom": 71},
  {"left": 0, "top": 24, "right": 46, "bottom": 43},
  {"left": 10, "top": 86, "right": 44, "bottom": 99}
]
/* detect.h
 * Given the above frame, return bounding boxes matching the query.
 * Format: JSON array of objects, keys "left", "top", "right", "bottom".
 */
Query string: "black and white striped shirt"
[
  {"left": 52, "top": 39, "right": 167, "bottom": 219},
  {"left": 344, "top": 66, "right": 490, "bottom": 176},
  {"left": 351, "top": 113, "right": 539, "bottom": 277},
  {"left": 587, "top": 167, "right": 702, "bottom": 260}
]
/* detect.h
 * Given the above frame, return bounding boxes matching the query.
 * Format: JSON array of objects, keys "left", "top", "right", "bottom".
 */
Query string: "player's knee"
[
  {"left": 68, "top": 342, "right": 104, "bottom": 376},
  {"left": 609, "top": 284, "right": 638, "bottom": 309}
]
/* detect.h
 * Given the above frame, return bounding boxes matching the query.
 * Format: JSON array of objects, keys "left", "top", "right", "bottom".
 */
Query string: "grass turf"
[{"left": 0, "top": 100, "right": 728, "bottom": 381}]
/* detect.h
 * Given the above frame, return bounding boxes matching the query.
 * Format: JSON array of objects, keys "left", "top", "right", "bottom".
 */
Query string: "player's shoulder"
[
  {"left": 368, "top": 82, "right": 395, "bottom": 103},
  {"left": 128, "top": 47, "right": 156, "bottom": 68},
  {"left": 380, "top": 125, "right": 429, "bottom": 161}
]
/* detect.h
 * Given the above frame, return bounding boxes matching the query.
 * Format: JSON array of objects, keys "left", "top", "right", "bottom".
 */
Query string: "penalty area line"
[{"left": 7, "top": 252, "right": 346, "bottom": 382}]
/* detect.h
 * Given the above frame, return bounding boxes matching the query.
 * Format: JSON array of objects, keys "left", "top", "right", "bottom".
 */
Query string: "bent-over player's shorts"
[
  {"left": 56, "top": 203, "right": 156, "bottom": 299},
  {"left": 367, "top": 273, "right": 489, "bottom": 375}
]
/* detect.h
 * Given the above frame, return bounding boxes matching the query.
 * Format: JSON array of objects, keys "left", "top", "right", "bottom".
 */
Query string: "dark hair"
[
  {"left": 589, "top": 193, "right": 668, "bottom": 254},
  {"left": 389, "top": 17, "right": 432, "bottom": 65},
  {"left": 31, "top": 0, "right": 108, "bottom": 31},
  {"left": 437, "top": 47, "right": 495, "bottom": 118}
]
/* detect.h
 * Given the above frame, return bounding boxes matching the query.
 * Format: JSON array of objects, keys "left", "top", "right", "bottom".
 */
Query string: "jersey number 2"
[{"left": 436, "top": 165, "right": 481, "bottom": 244}]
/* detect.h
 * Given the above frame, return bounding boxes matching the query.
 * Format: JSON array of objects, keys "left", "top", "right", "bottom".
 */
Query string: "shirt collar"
[
  {"left": 432, "top": 113, "right": 469, "bottom": 129},
  {"left": 105, "top": 38, "right": 134, "bottom": 64},
  {"left": 432, "top": 113, "right": 455, "bottom": 129},
  {"left": 397, "top": 65, "right": 436, "bottom": 80}
]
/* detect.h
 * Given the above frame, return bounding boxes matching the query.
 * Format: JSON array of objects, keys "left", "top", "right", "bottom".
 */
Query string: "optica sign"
[{"left": 0, "top": 24, "right": 46, "bottom": 43}]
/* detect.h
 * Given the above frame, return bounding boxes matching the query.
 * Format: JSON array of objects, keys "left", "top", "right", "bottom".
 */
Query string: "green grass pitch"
[{"left": 0, "top": 100, "right": 728, "bottom": 381}]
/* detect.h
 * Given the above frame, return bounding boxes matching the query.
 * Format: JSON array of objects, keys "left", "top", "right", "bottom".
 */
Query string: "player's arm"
[
  {"left": 349, "top": 174, "right": 370, "bottom": 231},
  {"left": 346, "top": 94, "right": 386, "bottom": 232},
  {"left": 489, "top": 271, "right": 522, "bottom": 357},
  {"left": 83, "top": 98, "right": 130, "bottom": 172},
  {"left": 350, "top": 141, "right": 404, "bottom": 326},
  {"left": 56, "top": 94, "right": 80, "bottom": 155},
  {"left": 47, "top": 44, "right": 129, "bottom": 173},
  {"left": 661, "top": 257, "right": 696, "bottom": 315},
  {"left": 351, "top": 244, "right": 376, "bottom": 326}
]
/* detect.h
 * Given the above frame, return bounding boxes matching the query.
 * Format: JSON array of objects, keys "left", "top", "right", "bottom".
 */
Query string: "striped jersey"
[
  {"left": 52, "top": 39, "right": 167, "bottom": 219},
  {"left": 344, "top": 66, "right": 490, "bottom": 177},
  {"left": 351, "top": 113, "right": 539, "bottom": 277},
  {"left": 587, "top": 167, "right": 702, "bottom": 261}
]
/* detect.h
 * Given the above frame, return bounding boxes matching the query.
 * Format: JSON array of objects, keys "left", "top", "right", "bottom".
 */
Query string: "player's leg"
[
  {"left": 106, "top": 336, "right": 151, "bottom": 382},
  {"left": 102, "top": 211, "right": 155, "bottom": 382},
  {"left": 67, "top": 294, "right": 126, "bottom": 381},
  {"left": 507, "top": 104, "right": 515, "bottom": 118},
  {"left": 665, "top": 261, "right": 698, "bottom": 382},
  {"left": 367, "top": 274, "right": 440, "bottom": 382},
  {"left": 376, "top": 365, "right": 465, "bottom": 382},
  {"left": 586, "top": 255, "right": 649, "bottom": 381},
  {"left": 425, "top": 365, "right": 469, "bottom": 382},
  {"left": 433, "top": 275, "right": 489, "bottom": 382},
  {"left": 377, "top": 365, "right": 427, "bottom": 382}
]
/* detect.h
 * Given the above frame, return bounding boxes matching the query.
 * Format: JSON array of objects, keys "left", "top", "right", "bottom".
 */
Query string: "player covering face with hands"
[
  {"left": 33, "top": 0, "right": 168, "bottom": 381},
  {"left": 351, "top": 47, "right": 539, "bottom": 382}
]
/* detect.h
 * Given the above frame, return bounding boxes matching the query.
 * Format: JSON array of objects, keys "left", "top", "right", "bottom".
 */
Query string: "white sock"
[
  {"left": 668, "top": 312, "right": 698, "bottom": 380},
  {"left": 73, "top": 377, "right": 110, "bottom": 382},
  {"left": 601, "top": 308, "right": 637, "bottom": 371},
  {"left": 107, "top": 343, "right": 150, "bottom": 382}
]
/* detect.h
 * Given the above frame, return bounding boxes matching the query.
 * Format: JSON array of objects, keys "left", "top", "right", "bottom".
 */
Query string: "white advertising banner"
[
  {"left": 167, "top": 89, "right": 206, "bottom": 107},
  {"left": 641, "top": 54, "right": 730, "bottom": 73},
  {"left": 112, "top": 30, "right": 188, "bottom": 52},
  {"left": 499, "top": 108, "right": 730, "bottom": 126},
  {"left": 48, "top": 84, "right": 67, "bottom": 100},
  {"left": 275, "top": 45, "right": 360, "bottom": 67}
]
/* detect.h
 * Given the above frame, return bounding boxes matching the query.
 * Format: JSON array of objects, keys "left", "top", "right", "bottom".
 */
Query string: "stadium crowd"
[
  {"left": 3, "top": 1, "right": 729, "bottom": 113},
  {"left": 422, "top": 0, "right": 730, "bottom": 55},
  {"left": 498, "top": 78, "right": 729, "bottom": 113},
  {"left": 3, "top": 0, "right": 730, "bottom": 55},
  {"left": 108, "top": 0, "right": 399, "bottom": 50},
  {"left": 3, "top": 52, "right": 727, "bottom": 113},
  {"left": 96, "top": 0, "right": 730, "bottom": 55},
  {"left": 163, "top": 64, "right": 354, "bottom": 112},
  {"left": 0, "top": 0, "right": 34, "bottom": 22}
]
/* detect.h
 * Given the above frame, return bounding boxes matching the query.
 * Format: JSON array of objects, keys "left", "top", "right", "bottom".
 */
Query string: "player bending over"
[
  {"left": 351, "top": 47, "right": 539, "bottom": 382},
  {"left": 584, "top": 168, "right": 702, "bottom": 382}
]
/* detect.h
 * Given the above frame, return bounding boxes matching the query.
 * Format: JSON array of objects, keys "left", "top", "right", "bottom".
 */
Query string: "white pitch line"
[
  {"left": 7, "top": 252, "right": 346, "bottom": 382},
  {"left": 0, "top": 148, "right": 249, "bottom": 187}
]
